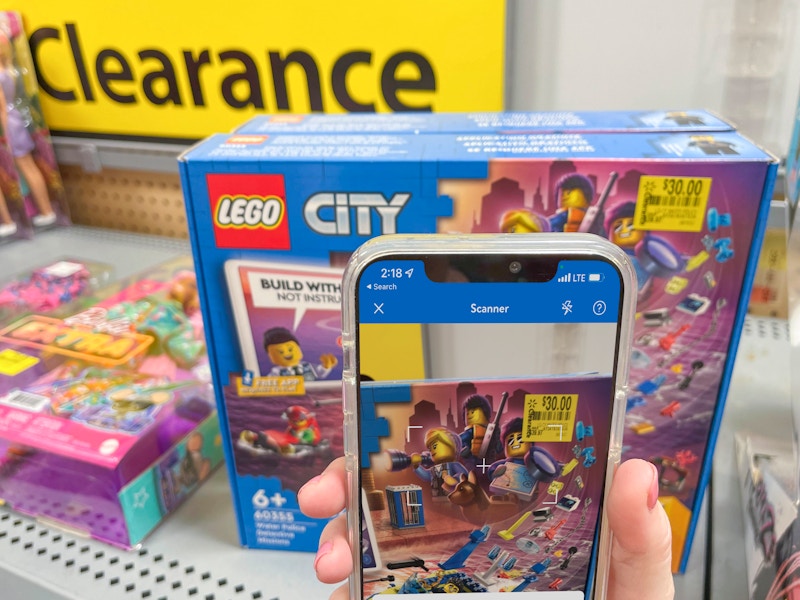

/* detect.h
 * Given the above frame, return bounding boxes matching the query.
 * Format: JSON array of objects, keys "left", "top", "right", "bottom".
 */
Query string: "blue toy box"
[
  {"left": 179, "top": 128, "right": 776, "bottom": 569},
  {"left": 234, "top": 109, "right": 734, "bottom": 135}
]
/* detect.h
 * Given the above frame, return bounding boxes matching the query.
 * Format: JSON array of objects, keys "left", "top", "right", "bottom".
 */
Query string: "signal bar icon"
[{"left": 557, "top": 273, "right": 572, "bottom": 283}]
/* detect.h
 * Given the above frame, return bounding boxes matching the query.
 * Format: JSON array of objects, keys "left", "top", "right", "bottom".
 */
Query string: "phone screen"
[{"left": 354, "top": 252, "right": 624, "bottom": 599}]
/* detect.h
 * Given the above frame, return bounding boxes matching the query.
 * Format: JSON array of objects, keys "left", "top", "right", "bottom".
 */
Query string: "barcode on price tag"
[
  {"left": 522, "top": 394, "right": 578, "bottom": 442},
  {"left": 0, "top": 390, "right": 49, "bottom": 412}
]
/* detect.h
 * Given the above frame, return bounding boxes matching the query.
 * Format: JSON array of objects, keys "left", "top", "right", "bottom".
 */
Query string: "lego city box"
[
  {"left": 0, "top": 257, "right": 224, "bottom": 549},
  {"left": 234, "top": 109, "right": 735, "bottom": 135},
  {"left": 179, "top": 129, "right": 777, "bottom": 563}
]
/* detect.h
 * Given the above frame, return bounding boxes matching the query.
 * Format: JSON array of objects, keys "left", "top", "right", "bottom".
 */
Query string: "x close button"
[{"left": 373, "top": 302, "right": 384, "bottom": 314}]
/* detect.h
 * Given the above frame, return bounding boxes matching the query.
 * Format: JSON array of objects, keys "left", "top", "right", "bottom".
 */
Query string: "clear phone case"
[{"left": 341, "top": 233, "right": 637, "bottom": 600}]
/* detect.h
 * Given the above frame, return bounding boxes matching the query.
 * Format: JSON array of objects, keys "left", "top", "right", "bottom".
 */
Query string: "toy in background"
[
  {"left": 748, "top": 215, "right": 788, "bottom": 319},
  {"left": 0, "top": 260, "right": 208, "bottom": 404},
  {"left": 0, "top": 257, "right": 222, "bottom": 549},
  {"left": 158, "top": 431, "right": 213, "bottom": 513},
  {"left": 104, "top": 270, "right": 206, "bottom": 375},
  {"left": 0, "top": 259, "right": 113, "bottom": 327},
  {"left": 24, "top": 365, "right": 211, "bottom": 435},
  {"left": 72, "top": 383, "right": 174, "bottom": 433},
  {"left": 36, "top": 368, "right": 161, "bottom": 417},
  {"left": 0, "top": 31, "right": 53, "bottom": 227},
  {"left": 0, "top": 12, "right": 69, "bottom": 229},
  {"left": 0, "top": 16, "right": 28, "bottom": 241},
  {"left": 0, "top": 381, "right": 220, "bottom": 550},
  {"left": 735, "top": 434, "right": 800, "bottom": 600},
  {"left": 0, "top": 186, "right": 17, "bottom": 237}
]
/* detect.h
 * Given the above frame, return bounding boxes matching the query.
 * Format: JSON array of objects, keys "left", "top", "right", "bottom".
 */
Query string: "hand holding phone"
[
  {"left": 339, "top": 233, "right": 640, "bottom": 599},
  {"left": 298, "top": 456, "right": 675, "bottom": 599}
]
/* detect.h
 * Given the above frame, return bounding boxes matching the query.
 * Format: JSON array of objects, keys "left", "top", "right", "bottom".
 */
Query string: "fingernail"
[
  {"left": 647, "top": 462, "right": 660, "bottom": 510},
  {"left": 299, "top": 474, "right": 323, "bottom": 496},
  {"left": 314, "top": 540, "right": 333, "bottom": 570}
]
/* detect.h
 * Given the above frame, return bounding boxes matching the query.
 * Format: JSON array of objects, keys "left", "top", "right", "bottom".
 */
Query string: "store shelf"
[
  {"left": 0, "top": 226, "right": 781, "bottom": 599},
  {"left": 53, "top": 137, "right": 188, "bottom": 175},
  {"left": 710, "top": 316, "right": 792, "bottom": 598},
  {"left": 0, "top": 469, "right": 334, "bottom": 600},
  {"left": 0, "top": 226, "right": 190, "bottom": 279}
]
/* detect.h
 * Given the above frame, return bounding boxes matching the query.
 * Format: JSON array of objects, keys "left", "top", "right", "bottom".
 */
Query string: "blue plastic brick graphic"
[{"left": 386, "top": 485, "right": 425, "bottom": 529}]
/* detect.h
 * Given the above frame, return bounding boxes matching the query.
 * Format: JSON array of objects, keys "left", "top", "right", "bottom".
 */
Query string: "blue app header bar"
[{"left": 358, "top": 259, "right": 621, "bottom": 324}]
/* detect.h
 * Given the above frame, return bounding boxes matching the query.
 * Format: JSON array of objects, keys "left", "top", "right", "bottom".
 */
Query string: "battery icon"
[{"left": 589, "top": 273, "right": 603, "bottom": 282}]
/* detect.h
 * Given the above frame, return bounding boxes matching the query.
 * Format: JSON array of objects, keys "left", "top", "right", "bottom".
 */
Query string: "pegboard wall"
[{"left": 61, "top": 166, "right": 189, "bottom": 239}]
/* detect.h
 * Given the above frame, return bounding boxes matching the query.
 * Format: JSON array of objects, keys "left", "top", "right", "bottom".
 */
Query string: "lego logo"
[
  {"left": 215, "top": 195, "right": 285, "bottom": 229},
  {"left": 207, "top": 174, "right": 291, "bottom": 250}
]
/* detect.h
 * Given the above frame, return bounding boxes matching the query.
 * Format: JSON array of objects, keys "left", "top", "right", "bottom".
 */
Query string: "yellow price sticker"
[
  {"left": 634, "top": 176, "right": 712, "bottom": 232},
  {"left": 0, "top": 349, "right": 39, "bottom": 376},
  {"left": 522, "top": 394, "right": 578, "bottom": 443}
]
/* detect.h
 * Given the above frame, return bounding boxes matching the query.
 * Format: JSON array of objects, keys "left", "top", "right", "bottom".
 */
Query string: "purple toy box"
[{"left": 0, "top": 257, "right": 223, "bottom": 548}]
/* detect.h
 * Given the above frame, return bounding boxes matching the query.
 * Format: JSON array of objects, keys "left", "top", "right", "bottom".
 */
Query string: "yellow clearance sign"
[{"left": 9, "top": 1, "right": 505, "bottom": 141}]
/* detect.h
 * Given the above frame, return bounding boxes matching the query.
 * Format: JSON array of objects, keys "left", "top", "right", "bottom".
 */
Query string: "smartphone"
[{"left": 342, "top": 233, "right": 635, "bottom": 600}]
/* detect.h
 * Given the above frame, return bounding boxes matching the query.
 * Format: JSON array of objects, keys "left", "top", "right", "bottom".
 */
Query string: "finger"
[
  {"left": 314, "top": 512, "right": 354, "bottom": 584},
  {"left": 606, "top": 458, "right": 674, "bottom": 600},
  {"left": 330, "top": 582, "right": 350, "bottom": 600},
  {"left": 298, "top": 456, "right": 347, "bottom": 518}
]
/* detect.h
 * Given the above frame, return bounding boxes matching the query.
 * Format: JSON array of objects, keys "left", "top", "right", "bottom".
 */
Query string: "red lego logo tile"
[{"left": 206, "top": 174, "right": 291, "bottom": 250}]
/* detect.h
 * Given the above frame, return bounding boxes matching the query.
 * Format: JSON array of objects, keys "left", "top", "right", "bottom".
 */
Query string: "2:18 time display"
[{"left": 380, "top": 267, "right": 414, "bottom": 279}]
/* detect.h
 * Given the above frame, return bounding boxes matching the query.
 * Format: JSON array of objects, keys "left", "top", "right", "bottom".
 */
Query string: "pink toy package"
[
  {"left": 0, "top": 257, "right": 223, "bottom": 548},
  {"left": 0, "top": 12, "right": 69, "bottom": 233},
  {"left": 0, "top": 258, "right": 113, "bottom": 327}
]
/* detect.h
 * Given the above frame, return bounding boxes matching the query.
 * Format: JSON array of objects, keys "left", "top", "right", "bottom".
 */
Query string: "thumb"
[{"left": 605, "top": 459, "right": 674, "bottom": 600}]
